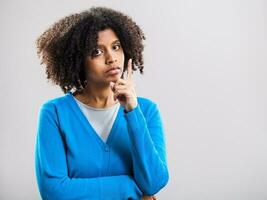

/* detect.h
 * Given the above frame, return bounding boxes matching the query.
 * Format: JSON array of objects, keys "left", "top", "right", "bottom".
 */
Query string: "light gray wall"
[{"left": 0, "top": 0, "right": 266, "bottom": 199}]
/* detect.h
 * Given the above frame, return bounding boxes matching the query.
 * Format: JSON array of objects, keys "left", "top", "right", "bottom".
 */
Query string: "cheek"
[
  {"left": 86, "top": 59, "right": 104, "bottom": 76},
  {"left": 118, "top": 51, "right": 125, "bottom": 64}
]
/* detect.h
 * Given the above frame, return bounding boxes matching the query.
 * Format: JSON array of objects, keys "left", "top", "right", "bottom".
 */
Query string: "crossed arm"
[{"left": 35, "top": 101, "right": 168, "bottom": 199}]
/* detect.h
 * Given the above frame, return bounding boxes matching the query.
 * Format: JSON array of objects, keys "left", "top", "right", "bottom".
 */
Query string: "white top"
[{"left": 74, "top": 97, "right": 120, "bottom": 143}]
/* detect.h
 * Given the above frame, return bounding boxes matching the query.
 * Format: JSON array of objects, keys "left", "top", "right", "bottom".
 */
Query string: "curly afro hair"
[{"left": 36, "top": 6, "right": 146, "bottom": 94}]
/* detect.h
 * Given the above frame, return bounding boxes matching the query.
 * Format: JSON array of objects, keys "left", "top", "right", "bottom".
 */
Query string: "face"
[{"left": 84, "top": 28, "right": 125, "bottom": 86}]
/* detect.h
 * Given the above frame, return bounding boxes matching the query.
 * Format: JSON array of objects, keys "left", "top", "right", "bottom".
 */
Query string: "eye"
[
  {"left": 91, "top": 49, "right": 102, "bottom": 57},
  {"left": 113, "top": 44, "right": 121, "bottom": 51}
]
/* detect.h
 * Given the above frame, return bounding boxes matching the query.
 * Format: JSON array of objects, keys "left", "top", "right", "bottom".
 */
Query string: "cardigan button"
[{"left": 104, "top": 147, "right": 109, "bottom": 152}]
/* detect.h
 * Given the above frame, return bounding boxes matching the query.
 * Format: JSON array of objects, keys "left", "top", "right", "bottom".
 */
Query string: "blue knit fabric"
[{"left": 35, "top": 92, "right": 169, "bottom": 200}]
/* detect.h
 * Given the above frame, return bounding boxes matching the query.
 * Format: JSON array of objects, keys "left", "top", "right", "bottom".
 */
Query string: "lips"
[
  {"left": 106, "top": 68, "right": 121, "bottom": 75},
  {"left": 106, "top": 66, "right": 120, "bottom": 73}
]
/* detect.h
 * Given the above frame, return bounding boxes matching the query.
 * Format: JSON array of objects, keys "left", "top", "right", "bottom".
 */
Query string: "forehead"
[{"left": 97, "top": 28, "right": 119, "bottom": 45}]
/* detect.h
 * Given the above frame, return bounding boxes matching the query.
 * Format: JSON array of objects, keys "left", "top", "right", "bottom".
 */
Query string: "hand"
[
  {"left": 110, "top": 58, "right": 137, "bottom": 112},
  {"left": 141, "top": 195, "right": 157, "bottom": 200}
]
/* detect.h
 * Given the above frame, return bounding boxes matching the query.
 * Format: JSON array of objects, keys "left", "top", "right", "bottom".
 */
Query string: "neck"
[{"left": 81, "top": 82, "right": 117, "bottom": 108}]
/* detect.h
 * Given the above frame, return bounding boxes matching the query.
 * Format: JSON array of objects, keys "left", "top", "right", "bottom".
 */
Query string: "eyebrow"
[{"left": 97, "top": 40, "right": 120, "bottom": 48}]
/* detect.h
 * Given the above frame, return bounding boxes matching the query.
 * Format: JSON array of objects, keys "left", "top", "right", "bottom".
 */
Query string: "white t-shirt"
[{"left": 74, "top": 97, "right": 120, "bottom": 143}]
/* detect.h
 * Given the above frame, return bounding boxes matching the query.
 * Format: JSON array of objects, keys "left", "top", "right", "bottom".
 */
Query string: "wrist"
[{"left": 124, "top": 103, "right": 137, "bottom": 113}]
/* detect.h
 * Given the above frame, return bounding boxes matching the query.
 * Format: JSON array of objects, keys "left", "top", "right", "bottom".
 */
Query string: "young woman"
[{"left": 35, "top": 7, "right": 169, "bottom": 200}]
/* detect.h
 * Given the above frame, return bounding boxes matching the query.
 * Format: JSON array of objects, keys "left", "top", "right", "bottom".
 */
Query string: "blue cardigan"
[{"left": 35, "top": 92, "right": 169, "bottom": 200}]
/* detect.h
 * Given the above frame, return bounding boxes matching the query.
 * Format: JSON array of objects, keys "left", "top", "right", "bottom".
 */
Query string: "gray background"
[{"left": 0, "top": 0, "right": 267, "bottom": 199}]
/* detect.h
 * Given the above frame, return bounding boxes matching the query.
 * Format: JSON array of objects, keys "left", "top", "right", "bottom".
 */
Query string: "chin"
[
  {"left": 110, "top": 76, "right": 120, "bottom": 81},
  {"left": 108, "top": 72, "right": 123, "bottom": 80}
]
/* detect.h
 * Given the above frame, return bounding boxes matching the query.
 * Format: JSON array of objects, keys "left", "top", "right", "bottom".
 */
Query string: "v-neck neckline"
[{"left": 66, "top": 92, "right": 123, "bottom": 148}]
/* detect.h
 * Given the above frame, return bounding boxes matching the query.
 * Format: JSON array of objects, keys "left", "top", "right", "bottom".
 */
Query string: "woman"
[{"left": 35, "top": 7, "right": 169, "bottom": 200}]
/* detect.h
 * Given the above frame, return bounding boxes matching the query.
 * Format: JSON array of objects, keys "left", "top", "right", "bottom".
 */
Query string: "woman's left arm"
[
  {"left": 124, "top": 101, "right": 169, "bottom": 196},
  {"left": 112, "top": 59, "right": 169, "bottom": 196}
]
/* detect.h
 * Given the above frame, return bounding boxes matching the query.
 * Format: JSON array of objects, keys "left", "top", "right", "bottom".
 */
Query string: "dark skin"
[
  {"left": 74, "top": 28, "right": 126, "bottom": 108},
  {"left": 74, "top": 28, "right": 156, "bottom": 200}
]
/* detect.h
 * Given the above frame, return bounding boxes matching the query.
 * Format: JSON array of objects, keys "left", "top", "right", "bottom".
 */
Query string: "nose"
[{"left": 105, "top": 51, "right": 117, "bottom": 65}]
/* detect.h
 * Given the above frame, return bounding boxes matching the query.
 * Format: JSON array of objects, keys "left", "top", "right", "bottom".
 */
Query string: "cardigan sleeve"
[
  {"left": 124, "top": 101, "right": 169, "bottom": 195},
  {"left": 35, "top": 103, "right": 142, "bottom": 200}
]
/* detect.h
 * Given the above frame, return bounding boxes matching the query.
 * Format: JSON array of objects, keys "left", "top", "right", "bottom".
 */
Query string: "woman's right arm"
[{"left": 35, "top": 103, "right": 142, "bottom": 200}]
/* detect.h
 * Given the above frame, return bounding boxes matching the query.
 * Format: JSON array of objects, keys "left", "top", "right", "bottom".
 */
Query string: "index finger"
[{"left": 127, "top": 58, "right": 133, "bottom": 81}]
